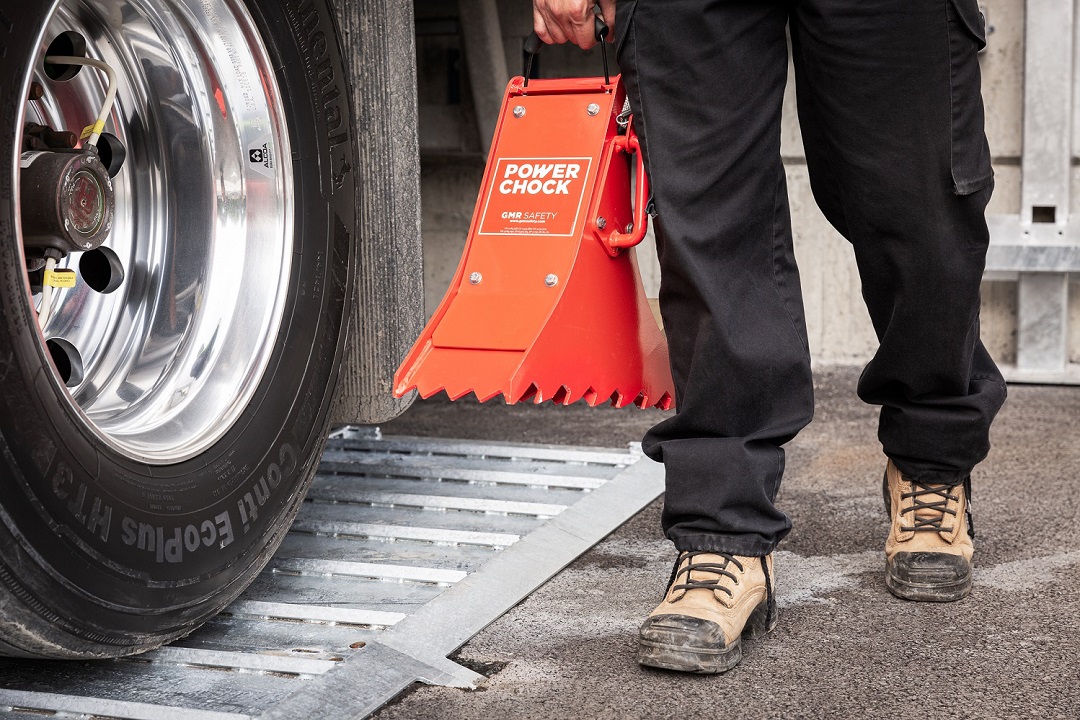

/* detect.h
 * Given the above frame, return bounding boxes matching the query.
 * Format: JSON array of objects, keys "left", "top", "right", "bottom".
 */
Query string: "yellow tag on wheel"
[
  {"left": 79, "top": 120, "right": 106, "bottom": 140},
  {"left": 43, "top": 268, "right": 77, "bottom": 288}
]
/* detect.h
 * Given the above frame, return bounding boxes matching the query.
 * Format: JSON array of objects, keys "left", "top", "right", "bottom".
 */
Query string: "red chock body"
[{"left": 394, "top": 74, "right": 674, "bottom": 410}]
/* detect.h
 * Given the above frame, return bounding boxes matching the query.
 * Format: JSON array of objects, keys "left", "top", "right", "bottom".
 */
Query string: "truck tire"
[{"left": 0, "top": 0, "right": 356, "bottom": 657}]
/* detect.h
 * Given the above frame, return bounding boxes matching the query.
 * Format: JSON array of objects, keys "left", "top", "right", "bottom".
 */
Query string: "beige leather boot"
[
  {"left": 637, "top": 551, "right": 776, "bottom": 674},
  {"left": 884, "top": 459, "right": 974, "bottom": 602}
]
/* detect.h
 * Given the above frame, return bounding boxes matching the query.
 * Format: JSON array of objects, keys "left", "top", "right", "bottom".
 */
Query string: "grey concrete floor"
[{"left": 374, "top": 367, "right": 1080, "bottom": 720}]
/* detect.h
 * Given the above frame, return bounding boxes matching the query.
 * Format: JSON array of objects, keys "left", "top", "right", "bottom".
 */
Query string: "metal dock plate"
[{"left": 0, "top": 431, "right": 664, "bottom": 719}]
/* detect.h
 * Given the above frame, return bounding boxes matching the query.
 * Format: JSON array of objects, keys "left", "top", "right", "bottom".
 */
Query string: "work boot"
[
  {"left": 637, "top": 551, "right": 776, "bottom": 674},
  {"left": 883, "top": 459, "right": 974, "bottom": 602}
]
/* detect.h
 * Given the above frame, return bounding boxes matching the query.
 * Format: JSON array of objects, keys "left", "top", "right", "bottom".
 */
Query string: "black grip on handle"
[
  {"left": 594, "top": 14, "right": 609, "bottom": 43},
  {"left": 593, "top": 8, "right": 611, "bottom": 84},
  {"left": 523, "top": 32, "right": 542, "bottom": 86},
  {"left": 524, "top": 31, "right": 544, "bottom": 55}
]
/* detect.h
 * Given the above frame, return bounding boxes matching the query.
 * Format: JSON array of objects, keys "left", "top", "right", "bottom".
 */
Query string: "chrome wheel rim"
[{"left": 17, "top": 0, "right": 294, "bottom": 464}]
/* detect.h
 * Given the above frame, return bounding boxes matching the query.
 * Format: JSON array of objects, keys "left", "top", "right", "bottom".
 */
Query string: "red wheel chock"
[{"left": 393, "top": 74, "right": 674, "bottom": 410}]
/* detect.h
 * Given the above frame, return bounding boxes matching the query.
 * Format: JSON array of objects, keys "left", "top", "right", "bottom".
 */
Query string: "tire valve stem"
[
  {"left": 38, "top": 256, "right": 59, "bottom": 328},
  {"left": 38, "top": 252, "right": 78, "bottom": 328},
  {"left": 44, "top": 55, "right": 118, "bottom": 148}
]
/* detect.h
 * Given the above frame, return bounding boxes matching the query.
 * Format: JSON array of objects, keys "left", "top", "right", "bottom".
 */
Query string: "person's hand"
[{"left": 533, "top": 0, "right": 615, "bottom": 50}]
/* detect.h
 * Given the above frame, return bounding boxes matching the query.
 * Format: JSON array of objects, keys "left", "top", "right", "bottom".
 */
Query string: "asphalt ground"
[{"left": 374, "top": 366, "right": 1080, "bottom": 720}]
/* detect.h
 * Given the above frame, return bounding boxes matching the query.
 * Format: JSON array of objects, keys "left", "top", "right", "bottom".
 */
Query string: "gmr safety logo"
[{"left": 480, "top": 156, "right": 592, "bottom": 236}]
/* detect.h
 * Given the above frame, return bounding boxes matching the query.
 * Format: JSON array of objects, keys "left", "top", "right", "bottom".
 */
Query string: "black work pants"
[{"left": 617, "top": 0, "right": 1008, "bottom": 556}]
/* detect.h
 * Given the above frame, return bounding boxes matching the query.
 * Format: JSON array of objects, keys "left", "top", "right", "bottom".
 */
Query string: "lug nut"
[{"left": 42, "top": 128, "right": 78, "bottom": 149}]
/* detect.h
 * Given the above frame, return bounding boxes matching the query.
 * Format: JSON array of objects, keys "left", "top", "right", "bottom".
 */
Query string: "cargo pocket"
[{"left": 947, "top": 0, "right": 993, "bottom": 195}]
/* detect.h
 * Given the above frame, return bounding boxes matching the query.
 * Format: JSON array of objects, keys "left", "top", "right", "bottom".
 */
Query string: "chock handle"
[
  {"left": 603, "top": 132, "right": 649, "bottom": 253},
  {"left": 523, "top": 7, "right": 611, "bottom": 87}
]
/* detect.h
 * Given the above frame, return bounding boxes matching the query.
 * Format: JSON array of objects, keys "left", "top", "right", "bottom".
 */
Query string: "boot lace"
[
  {"left": 668, "top": 551, "right": 743, "bottom": 599},
  {"left": 900, "top": 479, "right": 959, "bottom": 533},
  {"left": 666, "top": 550, "right": 776, "bottom": 616}
]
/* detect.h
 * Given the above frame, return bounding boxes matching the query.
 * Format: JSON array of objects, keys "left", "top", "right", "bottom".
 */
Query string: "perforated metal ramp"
[{"left": 0, "top": 429, "right": 664, "bottom": 719}]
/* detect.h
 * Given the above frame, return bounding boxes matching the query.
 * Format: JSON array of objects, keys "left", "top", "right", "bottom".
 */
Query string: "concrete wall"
[{"left": 415, "top": 0, "right": 1079, "bottom": 368}]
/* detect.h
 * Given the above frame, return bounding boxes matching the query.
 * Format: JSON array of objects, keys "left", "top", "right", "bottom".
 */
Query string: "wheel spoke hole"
[
  {"left": 46, "top": 338, "right": 84, "bottom": 387},
  {"left": 96, "top": 133, "right": 126, "bottom": 178},
  {"left": 79, "top": 246, "right": 124, "bottom": 294},
  {"left": 43, "top": 31, "right": 87, "bottom": 82}
]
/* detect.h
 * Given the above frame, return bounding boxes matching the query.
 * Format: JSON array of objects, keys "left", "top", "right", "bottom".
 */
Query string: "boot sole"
[
  {"left": 637, "top": 600, "right": 777, "bottom": 674},
  {"left": 885, "top": 565, "right": 972, "bottom": 602}
]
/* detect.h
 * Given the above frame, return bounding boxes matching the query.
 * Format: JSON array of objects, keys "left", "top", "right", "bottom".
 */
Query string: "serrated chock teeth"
[{"left": 399, "top": 379, "right": 672, "bottom": 410}]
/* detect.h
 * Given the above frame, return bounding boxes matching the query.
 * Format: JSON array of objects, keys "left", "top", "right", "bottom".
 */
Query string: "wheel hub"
[{"left": 20, "top": 149, "right": 114, "bottom": 259}]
